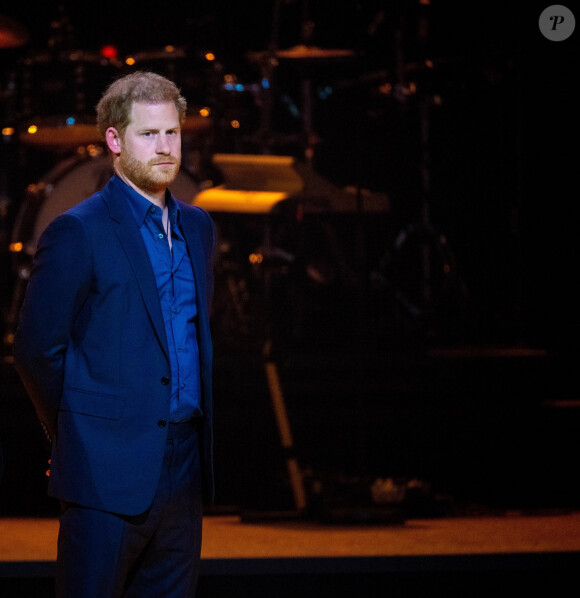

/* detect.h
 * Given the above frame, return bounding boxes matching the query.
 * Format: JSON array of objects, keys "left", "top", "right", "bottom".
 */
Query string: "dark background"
[
  {"left": 1, "top": 1, "right": 579, "bottom": 516},
  {"left": 0, "top": 0, "right": 577, "bottom": 349}
]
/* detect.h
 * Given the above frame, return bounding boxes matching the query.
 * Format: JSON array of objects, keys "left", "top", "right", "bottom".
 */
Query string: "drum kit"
[
  {"left": 0, "top": 7, "right": 371, "bottom": 330},
  {"left": 1, "top": 4, "right": 464, "bottom": 352}
]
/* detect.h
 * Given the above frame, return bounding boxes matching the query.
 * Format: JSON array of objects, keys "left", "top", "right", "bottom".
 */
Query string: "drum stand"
[
  {"left": 236, "top": 2, "right": 380, "bottom": 517},
  {"left": 385, "top": 33, "right": 466, "bottom": 329}
]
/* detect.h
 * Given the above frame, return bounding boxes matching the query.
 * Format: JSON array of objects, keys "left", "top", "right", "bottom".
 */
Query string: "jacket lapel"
[
  {"left": 101, "top": 180, "right": 170, "bottom": 361},
  {"left": 179, "top": 207, "right": 212, "bottom": 359},
  {"left": 179, "top": 212, "right": 207, "bottom": 318}
]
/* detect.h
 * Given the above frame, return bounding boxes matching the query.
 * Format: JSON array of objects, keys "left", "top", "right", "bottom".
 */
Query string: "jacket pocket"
[{"left": 60, "top": 387, "right": 125, "bottom": 420}]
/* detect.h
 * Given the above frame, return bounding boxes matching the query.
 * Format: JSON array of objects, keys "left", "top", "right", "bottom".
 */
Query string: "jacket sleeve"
[{"left": 13, "top": 212, "right": 93, "bottom": 440}]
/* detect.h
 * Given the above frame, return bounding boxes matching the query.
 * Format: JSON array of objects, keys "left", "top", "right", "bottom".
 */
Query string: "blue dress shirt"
[{"left": 115, "top": 175, "right": 202, "bottom": 422}]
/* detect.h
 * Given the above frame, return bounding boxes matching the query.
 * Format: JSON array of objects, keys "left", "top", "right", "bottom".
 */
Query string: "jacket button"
[
  {"left": 161, "top": 376, "right": 170, "bottom": 385},
  {"left": 157, "top": 419, "right": 167, "bottom": 428}
]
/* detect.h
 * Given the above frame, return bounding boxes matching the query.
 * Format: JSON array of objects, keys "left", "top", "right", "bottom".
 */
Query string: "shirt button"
[
  {"left": 161, "top": 376, "right": 170, "bottom": 385},
  {"left": 158, "top": 233, "right": 164, "bottom": 239},
  {"left": 157, "top": 419, "right": 167, "bottom": 428}
]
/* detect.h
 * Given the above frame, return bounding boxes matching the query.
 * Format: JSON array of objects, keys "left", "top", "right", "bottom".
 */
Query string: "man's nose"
[{"left": 156, "top": 134, "right": 171, "bottom": 154}]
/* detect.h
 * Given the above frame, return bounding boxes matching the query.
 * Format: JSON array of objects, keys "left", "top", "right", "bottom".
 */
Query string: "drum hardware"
[
  {"left": 269, "top": 0, "right": 356, "bottom": 167},
  {"left": 16, "top": 48, "right": 121, "bottom": 150},
  {"left": 246, "top": 43, "right": 357, "bottom": 163},
  {"left": 19, "top": 118, "right": 102, "bottom": 148},
  {"left": 370, "top": 18, "right": 469, "bottom": 325},
  {"left": 275, "top": 45, "right": 355, "bottom": 61},
  {"left": 195, "top": 151, "right": 391, "bottom": 380},
  {"left": 194, "top": 151, "right": 389, "bottom": 341},
  {"left": 182, "top": 109, "right": 214, "bottom": 136},
  {"left": 13, "top": 5, "right": 117, "bottom": 150}
]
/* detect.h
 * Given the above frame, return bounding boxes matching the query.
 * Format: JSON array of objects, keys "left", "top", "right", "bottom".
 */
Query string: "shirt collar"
[{"left": 112, "top": 174, "right": 181, "bottom": 228}]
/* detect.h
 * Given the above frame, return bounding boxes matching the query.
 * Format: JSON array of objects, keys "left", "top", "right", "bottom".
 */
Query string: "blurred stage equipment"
[
  {"left": 1, "top": 14, "right": 29, "bottom": 273},
  {"left": 195, "top": 152, "right": 388, "bottom": 517},
  {"left": 373, "top": 7, "right": 468, "bottom": 323},
  {"left": 247, "top": 44, "right": 356, "bottom": 163},
  {"left": 194, "top": 152, "right": 389, "bottom": 348},
  {"left": 17, "top": 48, "right": 119, "bottom": 149},
  {"left": 11, "top": 7, "right": 119, "bottom": 150},
  {"left": 0, "top": 14, "right": 29, "bottom": 48}
]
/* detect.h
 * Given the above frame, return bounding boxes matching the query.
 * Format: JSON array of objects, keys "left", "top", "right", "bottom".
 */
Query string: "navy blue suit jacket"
[{"left": 13, "top": 177, "right": 215, "bottom": 515}]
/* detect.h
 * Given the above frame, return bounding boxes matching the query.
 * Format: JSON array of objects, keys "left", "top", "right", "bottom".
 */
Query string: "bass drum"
[{"left": 12, "top": 151, "right": 201, "bottom": 271}]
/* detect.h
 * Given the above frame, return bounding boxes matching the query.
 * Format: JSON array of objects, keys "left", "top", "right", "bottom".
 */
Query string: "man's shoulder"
[
  {"left": 176, "top": 198, "right": 214, "bottom": 231},
  {"left": 176, "top": 196, "right": 205, "bottom": 216},
  {"left": 39, "top": 183, "right": 118, "bottom": 248},
  {"left": 67, "top": 187, "right": 110, "bottom": 218},
  {"left": 59, "top": 178, "right": 125, "bottom": 230}
]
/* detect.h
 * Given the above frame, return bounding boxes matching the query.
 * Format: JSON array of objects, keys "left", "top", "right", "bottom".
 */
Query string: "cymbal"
[
  {"left": 0, "top": 14, "right": 29, "bottom": 48},
  {"left": 402, "top": 56, "right": 467, "bottom": 74},
  {"left": 275, "top": 45, "right": 355, "bottom": 61},
  {"left": 21, "top": 122, "right": 101, "bottom": 147},
  {"left": 182, "top": 112, "right": 213, "bottom": 135},
  {"left": 248, "top": 45, "right": 355, "bottom": 65}
]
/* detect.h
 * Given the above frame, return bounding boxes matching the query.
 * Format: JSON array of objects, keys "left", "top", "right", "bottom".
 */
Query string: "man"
[{"left": 13, "top": 71, "right": 215, "bottom": 598}]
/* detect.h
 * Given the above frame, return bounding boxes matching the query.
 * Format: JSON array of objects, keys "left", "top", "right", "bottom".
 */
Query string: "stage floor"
[
  {"left": 2, "top": 346, "right": 580, "bottom": 595},
  {"left": 2, "top": 510, "right": 580, "bottom": 577}
]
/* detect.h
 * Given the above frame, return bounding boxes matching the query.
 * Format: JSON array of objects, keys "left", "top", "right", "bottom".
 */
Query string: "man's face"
[{"left": 117, "top": 101, "right": 182, "bottom": 196}]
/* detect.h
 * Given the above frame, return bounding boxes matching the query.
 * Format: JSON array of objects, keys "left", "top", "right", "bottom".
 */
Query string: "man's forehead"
[{"left": 129, "top": 101, "right": 179, "bottom": 122}]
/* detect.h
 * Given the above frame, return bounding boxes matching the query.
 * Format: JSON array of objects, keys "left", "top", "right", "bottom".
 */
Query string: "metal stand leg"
[{"left": 263, "top": 339, "right": 307, "bottom": 514}]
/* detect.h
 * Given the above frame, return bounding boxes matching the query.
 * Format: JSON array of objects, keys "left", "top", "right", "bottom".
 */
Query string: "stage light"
[
  {"left": 100, "top": 45, "right": 118, "bottom": 59},
  {"left": 230, "top": 120, "right": 240, "bottom": 129},
  {"left": 2, "top": 127, "right": 14, "bottom": 136},
  {"left": 9, "top": 242, "right": 23, "bottom": 253},
  {"left": 87, "top": 144, "right": 101, "bottom": 157},
  {"left": 205, "top": 52, "right": 216, "bottom": 62},
  {"left": 379, "top": 82, "right": 392, "bottom": 95},
  {"left": 318, "top": 86, "right": 332, "bottom": 100},
  {"left": 27, "top": 124, "right": 38, "bottom": 135},
  {"left": 125, "top": 56, "right": 136, "bottom": 66},
  {"left": 199, "top": 107, "right": 210, "bottom": 118}
]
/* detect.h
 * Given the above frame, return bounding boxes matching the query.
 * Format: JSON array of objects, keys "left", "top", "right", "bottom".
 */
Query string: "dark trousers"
[{"left": 56, "top": 422, "right": 203, "bottom": 598}]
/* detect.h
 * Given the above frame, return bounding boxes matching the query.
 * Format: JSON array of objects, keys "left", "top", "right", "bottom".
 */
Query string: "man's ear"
[{"left": 105, "top": 127, "right": 122, "bottom": 155}]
